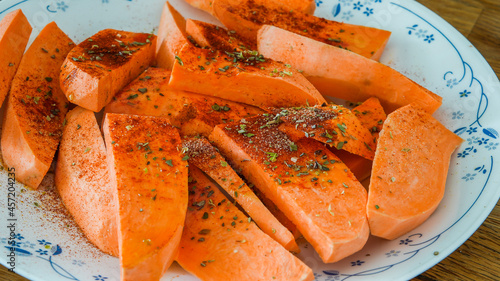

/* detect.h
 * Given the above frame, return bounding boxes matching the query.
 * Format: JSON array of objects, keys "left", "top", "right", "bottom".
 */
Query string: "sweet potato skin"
[
  {"left": 177, "top": 166, "right": 314, "bottom": 281},
  {"left": 258, "top": 25, "right": 442, "bottom": 114},
  {"left": 169, "top": 43, "right": 326, "bottom": 109},
  {"left": 105, "top": 67, "right": 263, "bottom": 137},
  {"left": 210, "top": 115, "right": 369, "bottom": 263},
  {"left": 185, "top": 0, "right": 316, "bottom": 15},
  {"left": 367, "top": 104, "right": 463, "bottom": 240},
  {"left": 103, "top": 113, "right": 188, "bottom": 281},
  {"left": 0, "top": 9, "right": 32, "bottom": 106},
  {"left": 1, "top": 22, "right": 73, "bottom": 189},
  {"left": 60, "top": 29, "right": 156, "bottom": 112},
  {"left": 55, "top": 107, "right": 118, "bottom": 256}
]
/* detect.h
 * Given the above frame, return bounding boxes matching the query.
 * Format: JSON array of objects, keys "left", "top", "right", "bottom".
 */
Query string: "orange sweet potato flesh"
[
  {"left": 210, "top": 115, "right": 369, "bottom": 263},
  {"left": 186, "top": 18, "right": 257, "bottom": 51},
  {"left": 334, "top": 98, "right": 387, "bottom": 182},
  {"left": 367, "top": 104, "right": 463, "bottom": 240},
  {"left": 213, "top": 0, "right": 390, "bottom": 60},
  {"left": 185, "top": 0, "right": 316, "bottom": 15},
  {"left": 182, "top": 137, "right": 299, "bottom": 252},
  {"left": 103, "top": 113, "right": 188, "bottom": 281},
  {"left": 0, "top": 9, "right": 32, "bottom": 106},
  {"left": 169, "top": 43, "right": 326, "bottom": 108},
  {"left": 1, "top": 22, "right": 73, "bottom": 189},
  {"left": 156, "top": 2, "right": 189, "bottom": 69},
  {"left": 270, "top": 104, "right": 376, "bottom": 160},
  {"left": 60, "top": 29, "right": 156, "bottom": 112},
  {"left": 258, "top": 25, "right": 443, "bottom": 114},
  {"left": 177, "top": 166, "right": 313, "bottom": 281},
  {"left": 250, "top": 184, "right": 301, "bottom": 239},
  {"left": 105, "top": 67, "right": 263, "bottom": 137},
  {"left": 55, "top": 107, "right": 118, "bottom": 257}
]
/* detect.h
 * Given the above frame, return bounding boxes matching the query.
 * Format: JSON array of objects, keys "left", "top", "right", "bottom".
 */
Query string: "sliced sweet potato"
[
  {"left": 0, "top": 9, "right": 32, "bottom": 106},
  {"left": 250, "top": 184, "right": 301, "bottom": 239},
  {"left": 352, "top": 97, "right": 387, "bottom": 139},
  {"left": 213, "top": 0, "right": 390, "bottom": 60},
  {"left": 182, "top": 137, "right": 299, "bottom": 252},
  {"left": 169, "top": 43, "right": 326, "bottom": 108},
  {"left": 367, "top": 104, "right": 463, "bottom": 240},
  {"left": 184, "top": 0, "right": 316, "bottom": 16},
  {"left": 156, "top": 2, "right": 189, "bottom": 69},
  {"left": 258, "top": 25, "right": 443, "bottom": 114},
  {"left": 186, "top": 18, "right": 256, "bottom": 51},
  {"left": 1, "top": 22, "right": 73, "bottom": 189},
  {"left": 55, "top": 107, "right": 118, "bottom": 256},
  {"left": 333, "top": 98, "right": 387, "bottom": 182},
  {"left": 270, "top": 104, "right": 376, "bottom": 160},
  {"left": 210, "top": 115, "right": 369, "bottom": 263},
  {"left": 103, "top": 113, "right": 188, "bottom": 281},
  {"left": 60, "top": 29, "right": 156, "bottom": 112},
  {"left": 105, "top": 67, "right": 263, "bottom": 137},
  {"left": 177, "top": 166, "right": 313, "bottom": 281}
]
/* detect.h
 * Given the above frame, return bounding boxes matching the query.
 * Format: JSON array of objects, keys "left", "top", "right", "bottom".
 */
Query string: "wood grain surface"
[{"left": 1, "top": 0, "right": 499, "bottom": 280}]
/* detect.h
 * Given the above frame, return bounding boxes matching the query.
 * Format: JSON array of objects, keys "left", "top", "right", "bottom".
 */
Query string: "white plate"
[{"left": 1, "top": 0, "right": 499, "bottom": 280}]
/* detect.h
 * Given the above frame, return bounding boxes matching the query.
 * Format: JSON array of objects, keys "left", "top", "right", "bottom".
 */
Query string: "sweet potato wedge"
[
  {"left": 182, "top": 137, "right": 299, "bottom": 252},
  {"left": 169, "top": 43, "right": 326, "bottom": 108},
  {"left": 213, "top": 0, "right": 390, "bottom": 60},
  {"left": 103, "top": 113, "right": 188, "bottom": 281},
  {"left": 1, "top": 22, "right": 73, "bottom": 189},
  {"left": 270, "top": 104, "right": 376, "bottom": 160},
  {"left": 250, "top": 184, "right": 301, "bottom": 239},
  {"left": 105, "top": 67, "right": 263, "bottom": 137},
  {"left": 367, "top": 104, "right": 463, "bottom": 240},
  {"left": 55, "top": 107, "right": 118, "bottom": 256},
  {"left": 184, "top": 0, "right": 316, "bottom": 16},
  {"left": 0, "top": 9, "right": 32, "bottom": 106},
  {"left": 177, "top": 166, "right": 313, "bottom": 281},
  {"left": 186, "top": 18, "right": 256, "bottom": 51},
  {"left": 156, "top": 2, "right": 189, "bottom": 69},
  {"left": 210, "top": 115, "right": 369, "bottom": 263},
  {"left": 333, "top": 98, "right": 387, "bottom": 182},
  {"left": 352, "top": 97, "right": 387, "bottom": 139},
  {"left": 60, "top": 29, "right": 156, "bottom": 112},
  {"left": 258, "top": 25, "right": 443, "bottom": 114}
]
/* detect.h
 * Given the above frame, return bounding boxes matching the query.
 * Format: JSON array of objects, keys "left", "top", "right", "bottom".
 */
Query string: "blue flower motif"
[
  {"left": 385, "top": 250, "right": 400, "bottom": 257},
  {"left": 466, "top": 127, "right": 478, "bottom": 135},
  {"left": 399, "top": 238, "right": 413, "bottom": 245},
  {"left": 467, "top": 136, "right": 479, "bottom": 145},
  {"left": 341, "top": 11, "right": 354, "bottom": 21},
  {"left": 36, "top": 249, "right": 48, "bottom": 255},
  {"left": 424, "top": 34, "right": 435, "bottom": 43},
  {"left": 485, "top": 142, "right": 499, "bottom": 151},
  {"left": 315, "top": 0, "right": 323, "bottom": 7},
  {"left": 37, "top": 239, "right": 52, "bottom": 246},
  {"left": 460, "top": 89, "right": 471, "bottom": 98},
  {"left": 56, "top": 1, "right": 68, "bottom": 11},
  {"left": 353, "top": 1, "right": 364, "bottom": 10},
  {"left": 446, "top": 78, "right": 459, "bottom": 89},
  {"left": 93, "top": 275, "right": 108, "bottom": 281},
  {"left": 23, "top": 241, "right": 36, "bottom": 249},
  {"left": 72, "top": 260, "right": 86, "bottom": 267},
  {"left": 363, "top": 7, "right": 373, "bottom": 16},
  {"left": 350, "top": 260, "right": 365, "bottom": 266},
  {"left": 452, "top": 111, "right": 464, "bottom": 120},
  {"left": 477, "top": 138, "right": 489, "bottom": 145},
  {"left": 340, "top": 0, "right": 354, "bottom": 6},
  {"left": 462, "top": 173, "right": 477, "bottom": 182},
  {"left": 374, "top": 0, "right": 382, "bottom": 2},
  {"left": 407, "top": 24, "right": 418, "bottom": 35},
  {"left": 15, "top": 234, "right": 24, "bottom": 240},
  {"left": 415, "top": 29, "right": 427, "bottom": 38}
]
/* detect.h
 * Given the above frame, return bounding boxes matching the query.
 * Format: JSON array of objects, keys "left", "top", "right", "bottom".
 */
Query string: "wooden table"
[{"left": 1, "top": 0, "right": 499, "bottom": 280}]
